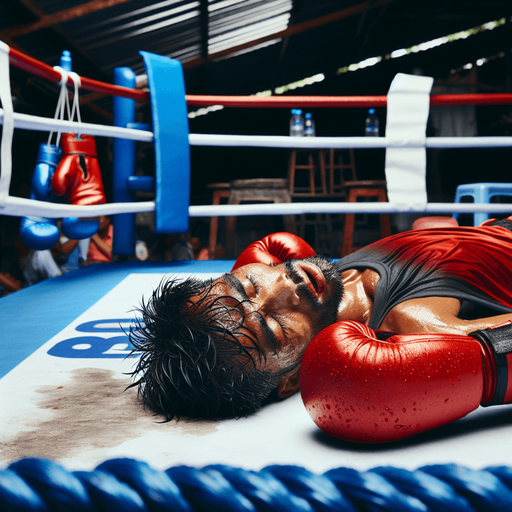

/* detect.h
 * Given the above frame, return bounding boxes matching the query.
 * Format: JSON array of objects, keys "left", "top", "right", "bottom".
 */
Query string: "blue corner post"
[
  {"left": 140, "top": 51, "right": 190, "bottom": 234},
  {"left": 112, "top": 67, "right": 137, "bottom": 256}
]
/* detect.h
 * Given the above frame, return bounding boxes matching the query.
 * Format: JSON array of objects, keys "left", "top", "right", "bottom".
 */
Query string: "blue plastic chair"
[{"left": 453, "top": 182, "right": 512, "bottom": 226}]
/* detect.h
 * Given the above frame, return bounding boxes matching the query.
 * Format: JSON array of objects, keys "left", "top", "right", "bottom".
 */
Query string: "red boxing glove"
[
  {"left": 231, "top": 232, "right": 315, "bottom": 271},
  {"left": 52, "top": 133, "right": 106, "bottom": 206},
  {"left": 300, "top": 320, "right": 512, "bottom": 444}
]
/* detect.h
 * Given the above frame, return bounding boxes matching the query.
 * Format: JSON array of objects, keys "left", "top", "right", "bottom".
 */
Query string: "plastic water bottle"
[
  {"left": 289, "top": 109, "right": 305, "bottom": 137},
  {"left": 60, "top": 50, "right": 72, "bottom": 72},
  {"left": 135, "top": 239, "right": 149, "bottom": 261},
  {"left": 304, "top": 113, "right": 316, "bottom": 137},
  {"left": 365, "top": 108, "right": 379, "bottom": 136}
]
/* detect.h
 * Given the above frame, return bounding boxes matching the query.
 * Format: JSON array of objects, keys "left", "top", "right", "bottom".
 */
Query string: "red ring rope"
[
  {"left": 185, "top": 95, "right": 388, "bottom": 107},
  {"left": 7, "top": 45, "right": 512, "bottom": 107},
  {"left": 9, "top": 47, "right": 149, "bottom": 101},
  {"left": 184, "top": 94, "right": 512, "bottom": 107}
]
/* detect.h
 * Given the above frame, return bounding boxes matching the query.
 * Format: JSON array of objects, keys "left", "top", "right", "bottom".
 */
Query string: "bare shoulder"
[
  {"left": 341, "top": 268, "right": 379, "bottom": 293},
  {"left": 380, "top": 296, "right": 463, "bottom": 334},
  {"left": 361, "top": 268, "right": 380, "bottom": 300},
  {"left": 338, "top": 268, "right": 380, "bottom": 324}
]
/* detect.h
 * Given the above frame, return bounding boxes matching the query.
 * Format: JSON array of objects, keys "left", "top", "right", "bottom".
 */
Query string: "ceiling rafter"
[
  {"left": 11, "top": 0, "right": 46, "bottom": 18},
  {"left": 2, "top": 0, "right": 118, "bottom": 75},
  {"left": 199, "top": 0, "right": 209, "bottom": 65},
  {"left": 4, "top": 0, "right": 138, "bottom": 39},
  {"left": 353, "top": 0, "right": 373, "bottom": 42},
  {"left": 271, "top": 0, "right": 302, "bottom": 91},
  {"left": 1, "top": 0, "right": 136, "bottom": 121},
  {"left": 182, "top": 0, "right": 398, "bottom": 68},
  {"left": 344, "top": 0, "right": 384, "bottom": 66},
  {"left": 198, "top": 0, "right": 210, "bottom": 90}
]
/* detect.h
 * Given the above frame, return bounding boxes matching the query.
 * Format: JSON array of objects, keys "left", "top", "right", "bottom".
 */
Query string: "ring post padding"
[
  {"left": 384, "top": 73, "right": 433, "bottom": 207},
  {"left": 0, "top": 41, "right": 14, "bottom": 205},
  {"left": 113, "top": 67, "right": 137, "bottom": 256},
  {"left": 140, "top": 51, "right": 190, "bottom": 234}
]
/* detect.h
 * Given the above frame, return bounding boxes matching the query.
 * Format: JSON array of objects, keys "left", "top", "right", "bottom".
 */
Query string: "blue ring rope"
[{"left": 2, "top": 459, "right": 512, "bottom": 511}]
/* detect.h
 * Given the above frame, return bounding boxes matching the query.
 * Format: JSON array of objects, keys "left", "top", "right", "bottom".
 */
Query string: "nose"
[{"left": 259, "top": 271, "right": 300, "bottom": 313}]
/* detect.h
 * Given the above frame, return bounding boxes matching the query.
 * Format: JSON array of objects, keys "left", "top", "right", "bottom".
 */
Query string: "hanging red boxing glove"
[
  {"left": 52, "top": 133, "right": 106, "bottom": 206},
  {"left": 51, "top": 133, "right": 106, "bottom": 239},
  {"left": 300, "top": 320, "right": 512, "bottom": 444},
  {"left": 231, "top": 232, "right": 315, "bottom": 271}
]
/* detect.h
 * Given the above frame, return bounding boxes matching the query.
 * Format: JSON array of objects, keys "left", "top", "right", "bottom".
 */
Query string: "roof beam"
[
  {"left": 272, "top": 0, "right": 303, "bottom": 89},
  {"left": 4, "top": 0, "right": 138, "bottom": 39},
  {"left": 182, "top": 0, "right": 397, "bottom": 68},
  {"left": 3, "top": 0, "right": 117, "bottom": 81},
  {"left": 346, "top": 0, "right": 387, "bottom": 64},
  {"left": 198, "top": 0, "right": 210, "bottom": 91},
  {"left": 199, "top": 0, "right": 209, "bottom": 66},
  {"left": 1, "top": 0, "right": 120, "bottom": 121}
]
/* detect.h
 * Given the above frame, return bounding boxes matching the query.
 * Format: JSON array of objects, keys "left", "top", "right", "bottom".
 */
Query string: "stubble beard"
[{"left": 284, "top": 255, "right": 344, "bottom": 334}]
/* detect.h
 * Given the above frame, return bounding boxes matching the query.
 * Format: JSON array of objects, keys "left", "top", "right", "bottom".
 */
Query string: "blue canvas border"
[{"left": 0, "top": 259, "right": 233, "bottom": 378}]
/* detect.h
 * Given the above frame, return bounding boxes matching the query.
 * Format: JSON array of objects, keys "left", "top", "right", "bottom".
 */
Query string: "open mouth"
[
  {"left": 304, "top": 269, "right": 319, "bottom": 293},
  {"left": 297, "top": 262, "right": 325, "bottom": 297}
]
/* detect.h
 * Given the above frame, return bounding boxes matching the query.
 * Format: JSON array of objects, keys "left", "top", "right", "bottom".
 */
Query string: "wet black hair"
[{"left": 128, "top": 276, "right": 296, "bottom": 420}]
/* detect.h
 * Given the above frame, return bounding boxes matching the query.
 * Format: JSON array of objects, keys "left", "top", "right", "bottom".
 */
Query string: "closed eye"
[
  {"left": 272, "top": 315, "right": 289, "bottom": 338},
  {"left": 247, "top": 274, "right": 261, "bottom": 295}
]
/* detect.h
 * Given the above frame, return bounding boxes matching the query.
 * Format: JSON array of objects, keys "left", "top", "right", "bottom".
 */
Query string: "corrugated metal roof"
[{"left": 2, "top": 0, "right": 511, "bottom": 120}]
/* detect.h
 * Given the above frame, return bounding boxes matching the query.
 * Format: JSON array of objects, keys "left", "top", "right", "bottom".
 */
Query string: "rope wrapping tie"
[{"left": 4, "top": 459, "right": 512, "bottom": 511}]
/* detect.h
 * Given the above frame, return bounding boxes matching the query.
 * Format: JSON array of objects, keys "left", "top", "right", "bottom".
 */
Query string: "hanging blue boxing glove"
[{"left": 19, "top": 143, "right": 62, "bottom": 250}]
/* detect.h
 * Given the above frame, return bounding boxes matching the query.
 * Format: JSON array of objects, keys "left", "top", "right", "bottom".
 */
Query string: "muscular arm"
[{"left": 380, "top": 296, "right": 512, "bottom": 335}]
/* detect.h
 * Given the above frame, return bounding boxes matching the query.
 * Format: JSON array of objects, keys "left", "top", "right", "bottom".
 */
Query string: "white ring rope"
[
  {"left": 7, "top": 197, "right": 512, "bottom": 220},
  {"left": 189, "top": 202, "right": 512, "bottom": 217},
  {"left": 189, "top": 134, "right": 512, "bottom": 149},
  {"left": 4, "top": 195, "right": 155, "bottom": 218},
  {"left": 1, "top": 68, "right": 512, "bottom": 219},
  {"left": 0, "top": 108, "right": 154, "bottom": 142},
  {"left": 2, "top": 110, "right": 512, "bottom": 149},
  {"left": 1, "top": 107, "right": 512, "bottom": 217}
]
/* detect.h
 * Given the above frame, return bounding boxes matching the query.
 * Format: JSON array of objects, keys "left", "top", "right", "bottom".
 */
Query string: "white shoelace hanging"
[{"left": 48, "top": 67, "right": 82, "bottom": 148}]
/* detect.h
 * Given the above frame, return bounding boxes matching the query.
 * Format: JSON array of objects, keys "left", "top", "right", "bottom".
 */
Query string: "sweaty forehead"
[
  {"left": 210, "top": 275, "right": 229, "bottom": 294},
  {"left": 194, "top": 274, "right": 249, "bottom": 319},
  {"left": 203, "top": 274, "right": 241, "bottom": 303},
  {"left": 183, "top": 276, "right": 235, "bottom": 316},
  {"left": 195, "top": 273, "right": 245, "bottom": 305},
  {"left": 202, "top": 274, "right": 272, "bottom": 360}
]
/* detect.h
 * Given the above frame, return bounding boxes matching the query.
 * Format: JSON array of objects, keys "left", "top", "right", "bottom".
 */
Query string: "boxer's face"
[{"left": 214, "top": 256, "right": 343, "bottom": 376}]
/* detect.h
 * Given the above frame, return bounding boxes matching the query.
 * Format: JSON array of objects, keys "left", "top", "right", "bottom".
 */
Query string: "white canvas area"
[{"left": 2, "top": 272, "right": 512, "bottom": 473}]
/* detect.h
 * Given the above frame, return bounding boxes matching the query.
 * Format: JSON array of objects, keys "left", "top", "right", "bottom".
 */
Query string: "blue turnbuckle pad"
[{"left": 140, "top": 51, "right": 190, "bottom": 234}]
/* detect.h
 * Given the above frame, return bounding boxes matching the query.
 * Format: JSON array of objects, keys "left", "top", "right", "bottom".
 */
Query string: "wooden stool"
[
  {"left": 225, "top": 178, "right": 296, "bottom": 258},
  {"left": 288, "top": 149, "right": 327, "bottom": 196},
  {"left": 321, "top": 148, "right": 357, "bottom": 195},
  {"left": 207, "top": 182, "right": 230, "bottom": 259},
  {"left": 341, "top": 180, "right": 391, "bottom": 257}
]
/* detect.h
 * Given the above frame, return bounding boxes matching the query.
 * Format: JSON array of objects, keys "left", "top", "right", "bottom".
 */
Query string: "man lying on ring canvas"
[{"left": 128, "top": 218, "right": 512, "bottom": 442}]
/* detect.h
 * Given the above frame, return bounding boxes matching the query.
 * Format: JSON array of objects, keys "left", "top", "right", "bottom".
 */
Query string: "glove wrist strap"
[{"left": 470, "top": 322, "right": 512, "bottom": 406}]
